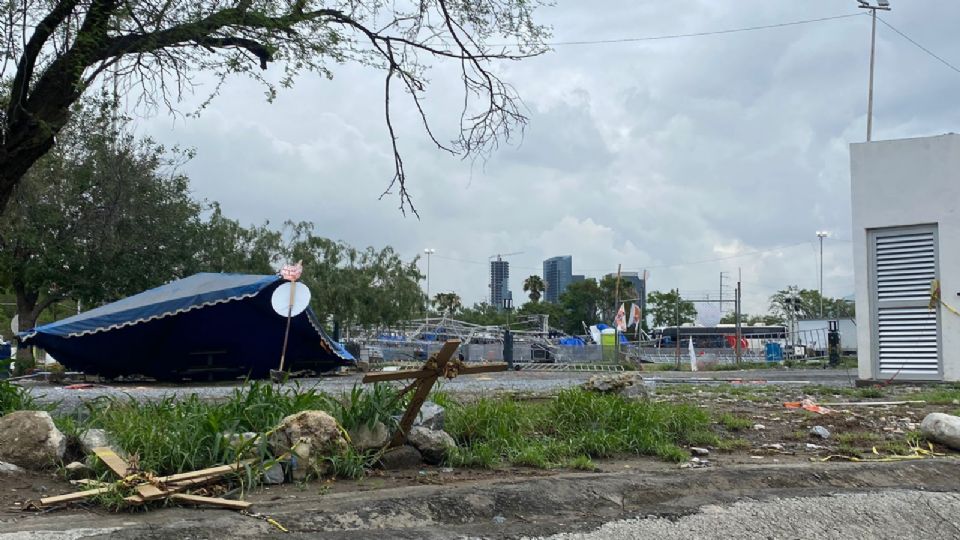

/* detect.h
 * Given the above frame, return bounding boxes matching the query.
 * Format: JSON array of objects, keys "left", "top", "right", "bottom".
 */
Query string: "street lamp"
[
  {"left": 816, "top": 231, "right": 830, "bottom": 318},
  {"left": 423, "top": 248, "right": 435, "bottom": 325},
  {"left": 857, "top": 0, "right": 891, "bottom": 142}
]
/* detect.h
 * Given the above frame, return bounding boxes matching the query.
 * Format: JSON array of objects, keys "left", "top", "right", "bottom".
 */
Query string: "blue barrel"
[{"left": 765, "top": 342, "right": 783, "bottom": 362}]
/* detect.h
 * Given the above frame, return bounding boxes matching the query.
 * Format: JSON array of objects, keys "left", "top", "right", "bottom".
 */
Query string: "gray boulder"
[
  {"left": 0, "top": 461, "right": 24, "bottom": 474},
  {"left": 407, "top": 426, "right": 456, "bottom": 465},
  {"left": 64, "top": 461, "right": 94, "bottom": 480},
  {"left": 0, "top": 411, "right": 65, "bottom": 470},
  {"left": 378, "top": 445, "right": 423, "bottom": 469},
  {"left": 348, "top": 421, "right": 390, "bottom": 451},
  {"left": 268, "top": 410, "right": 348, "bottom": 480},
  {"left": 921, "top": 413, "right": 960, "bottom": 450},
  {"left": 583, "top": 372, "right": 649, "bottom": 399},
  {"left": 415, "top": 401, "right": 446, "bottom": 431}
]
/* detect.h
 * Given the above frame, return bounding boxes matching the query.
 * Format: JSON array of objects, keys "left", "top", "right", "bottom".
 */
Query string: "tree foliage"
[
  {"left": 645, "top": 289, "right": 697, "bottom": 328},
  {"left": 285, "top": 221, "right": 423, "bottom": 330},
  {"left": 522, "top": 274, "right": 545, "bottom": 303},
  {"left": 0, "top": 97, "right": 204, "bottom": 370},
  {"left": 432, "top": 292, "right": 462, "bottom": 317},
  {"left": 0, "top": 0, "right": 549, "bottom": 215},
  {"left": 769, "top": 288, "right": 855, "bottom": 320}
]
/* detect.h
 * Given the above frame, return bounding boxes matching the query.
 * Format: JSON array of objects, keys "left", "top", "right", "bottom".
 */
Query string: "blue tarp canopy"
[{"left": 19, "top": 273, "right": 353, "bottom": 380}]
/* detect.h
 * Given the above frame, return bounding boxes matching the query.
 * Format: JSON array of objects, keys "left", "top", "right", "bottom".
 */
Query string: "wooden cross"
[{"left": 362, "top": 339, "right": 507, "bottom": 447}]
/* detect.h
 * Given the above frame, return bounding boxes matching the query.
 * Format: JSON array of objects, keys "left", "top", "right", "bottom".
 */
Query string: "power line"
[
  {"left": 541, "top": 13, "right": 864, "bottom": 47},
  {"left": 877, "top": 17, "right": 960, "bottom": 75}
]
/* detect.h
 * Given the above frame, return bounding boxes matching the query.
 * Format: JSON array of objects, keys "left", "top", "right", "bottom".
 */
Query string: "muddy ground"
[{"left": 3, "top": 375, "right": 960, "bottom": 538}]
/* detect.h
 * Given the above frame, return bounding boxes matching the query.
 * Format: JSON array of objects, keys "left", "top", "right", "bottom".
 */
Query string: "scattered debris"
[
  {"left": 805, "top": 443, "right": 826, "bottom": 451},
  {"left": 809, "top": 426, "right": 831, "bottom": 439},
  {"left": 583, "top": 372, "right": 649, "bottom": 400},
  {"left": 493, "top": 515, "right": 507, "bottom": 524},
  {"left": 0, "top": 411, "right": 66, "bottom": 469},
  {"left": 681, "top": 457, "right": 711, "bottom": 469},
  {"left": 752, "top": 424, "right": 766, "bottom": 431},
  {"left": 761, "top": 443, "right": 786, "bottom": 452},
  {"left": 920, "top": 412, "right": 960, "bottom": 450},
  {"left": 784, "top": 399, "right": 831, "bottom": 415},
  {"left": 690, "top": 447, "right": 710, "bottom": 457},
  {"left": 0, "top": 461, "right": 24, "bottom": 474},
  {"left": 821, "top": 401, "right": 926, "bottom": 407}
]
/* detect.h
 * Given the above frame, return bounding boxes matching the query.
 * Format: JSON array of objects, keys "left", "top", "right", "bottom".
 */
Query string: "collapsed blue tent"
[{"left": 18, "top": 273, "right": 354, "bottom": 380}]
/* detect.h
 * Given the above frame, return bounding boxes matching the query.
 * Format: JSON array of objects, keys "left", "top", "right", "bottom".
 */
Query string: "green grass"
[
  {"left": 73, "top": 381, "right": 404, "bottom": 477},
  {"left": 855, "top": 387, "right": 886, "bottom": 399},
  {"left": 836, "top": 431, "right": 882, "bottom": 446},
  {"left": 0, "top": 377, "right": 41, "bottom": 415},
  {"left": 904, "top": 386, "right": 960, "bottom": 405},
  {"left": 714, "top": 438, "right": 751, "bottom": 451},
  {"left": 716, "top": 413, "right": 753, "bottom": 432},
  {"left": 445, "top": 388, "right": 716, "bottom": 468}
]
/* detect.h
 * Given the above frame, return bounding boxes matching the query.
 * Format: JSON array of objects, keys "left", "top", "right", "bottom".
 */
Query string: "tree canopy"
[
  {"left": 769, "top": 288, "right": 855, "bottom": 320},
  {"left": 0, "top": 0, "right": 549, "bottom": 215},
  {"left": 646, "top": 289, "right": 697, "bottom": 328},
  {"left": 522, "top": 275, "right": 545, "bottom": 303}
]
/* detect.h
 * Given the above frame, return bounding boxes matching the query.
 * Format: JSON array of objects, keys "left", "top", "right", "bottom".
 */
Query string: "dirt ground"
[{"left": 3, "top": 378, "right": 960, "bottom": 538}]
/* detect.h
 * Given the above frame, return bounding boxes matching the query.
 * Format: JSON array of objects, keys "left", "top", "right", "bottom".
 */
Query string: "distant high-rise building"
[
  {"left": 571, "top": 274, "right": 585, "bottom": 283},
  {"left": 543, "top": 256, "right": 573, "bottom": 303},
  {"left": 490, "top": 257, "right": 511, "bottom": 309}
]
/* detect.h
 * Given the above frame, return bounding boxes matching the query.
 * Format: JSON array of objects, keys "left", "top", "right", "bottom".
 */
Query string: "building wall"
[
  {"left": 490, "top": 259, "right": 510, "bottom": 309},
  {"left": 850, "top": 134, "right": 960, "bottom": 381},
  {"left": 543, "top": 256, "right": 573, "bottom": 303}
]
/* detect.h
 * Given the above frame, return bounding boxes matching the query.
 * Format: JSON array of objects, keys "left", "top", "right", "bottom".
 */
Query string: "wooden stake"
[{"left": 170, "top": 493, "right": 252, "bottom": 510}]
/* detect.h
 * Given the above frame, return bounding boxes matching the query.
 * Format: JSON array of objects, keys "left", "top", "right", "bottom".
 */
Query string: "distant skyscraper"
[
  {"left": 490, "top": 257, "right": 511, "bottom": 309},
  {"left": 543, "top": 256, "right": 573, "bottom": 303}
]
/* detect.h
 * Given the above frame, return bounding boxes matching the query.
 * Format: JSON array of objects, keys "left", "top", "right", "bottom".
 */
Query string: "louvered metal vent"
[{"left": 871, "top": 228, "right": 940, "bottom": 377}]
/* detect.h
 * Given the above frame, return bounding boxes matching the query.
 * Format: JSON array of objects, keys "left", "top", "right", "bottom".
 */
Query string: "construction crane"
[{"left": 488, "top": 251, "right": 524, "bottom": 260}]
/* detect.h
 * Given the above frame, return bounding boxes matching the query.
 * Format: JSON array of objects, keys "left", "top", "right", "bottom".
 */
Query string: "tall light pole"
[
  {"left": 423, "top": 248, "right": 435, "bottom": 325},
  {"left": 858, "top": 0, "right": 891, "bottom": 142},
  {"left": 816, "top": 231, "right": 829, "bottom": 318}
]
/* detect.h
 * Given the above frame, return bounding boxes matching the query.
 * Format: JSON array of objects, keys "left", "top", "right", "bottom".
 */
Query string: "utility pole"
[
  {"left": 720, "top": 271, "right": 729, "bottom": 318},
  {"left": 858, "top": 0, "right": 892, "bottom": 141},
  {"left": 674, "top": 292, "right": 680, "bottom": 369},
  {"left": 735, "top": 269, "right": 742, "bottom": 365},
  {"left": 816, "top": 231, "right": 829, "bottom": 318},
  {"left": 423, "top": 248, "right": 435, "bottom": 327}
]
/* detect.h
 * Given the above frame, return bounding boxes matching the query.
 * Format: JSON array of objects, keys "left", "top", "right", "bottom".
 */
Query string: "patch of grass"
[
  {"left": 79, "top": 381, "right": 393, "bottom": 477},
  {"left": 444, "top": 388, "right": 714, "bottom": 469},
  {"left": 332, "top": 383, "right": 405, "bottom": 431},
  {"left": 716, "top": 413, "right": 753, "bottom": 432},
  {"left": 904, "top": 386, "right": 960, "bottom": 405},
  {"left": 837, "top": 431, "right": 882, "bottom": 446},
  {"left": 0, "top": 379, "right": 40, "bottom": 415},
  {"left": 325, "top": 447, "right": 369, "bottom": 480},
  {"left": 567, "top": 455, "right": 597, "bottom": 471},
  {"left": 855, "top": 387, "right": 885, "bottom": 399},
  {"left": 785, "top": 430, "right": 808, "bottom": 441},
  {"left": 715, "top": 438, "right": 751, "bottom": 451}
]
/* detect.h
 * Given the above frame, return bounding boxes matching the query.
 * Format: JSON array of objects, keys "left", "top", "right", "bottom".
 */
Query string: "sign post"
[{"left": 271, "top": 261, "right": 308, "bottom": 382}]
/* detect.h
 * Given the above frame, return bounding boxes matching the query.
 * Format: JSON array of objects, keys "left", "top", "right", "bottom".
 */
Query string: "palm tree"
[
  {"left": 432, "top": 292, "right": 463, "bottom": 317},
  {"left": 523, "top": 275, "right": 546, "bottom": 303}
]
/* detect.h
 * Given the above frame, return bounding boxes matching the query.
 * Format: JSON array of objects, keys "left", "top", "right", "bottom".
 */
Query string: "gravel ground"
[
  {"left": 533, "top": 489, "right": 960, "bottom": 540},
  {"left": 23, "top": 367, "right": 855, "bottom": 414}
]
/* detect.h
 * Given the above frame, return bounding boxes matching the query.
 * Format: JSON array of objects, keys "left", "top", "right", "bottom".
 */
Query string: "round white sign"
[{"left": 271, "top": 282, "right": 312, "bottom": 317}]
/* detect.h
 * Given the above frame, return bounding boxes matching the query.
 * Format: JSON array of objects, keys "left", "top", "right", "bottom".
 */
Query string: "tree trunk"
[{"left": 13, "top": 288, "right": 39, "bottom": 375}]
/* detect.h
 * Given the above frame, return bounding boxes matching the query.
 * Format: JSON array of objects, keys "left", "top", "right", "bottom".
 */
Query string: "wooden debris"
[
  {"left": 92, "top": 447, "right": 132, "bottom": 477},
  {"left": 38, "top": 487, "right": 112, "bottom": 506},
  {"left": 362, "top": 339, "right": 507, "bottom": 447}
]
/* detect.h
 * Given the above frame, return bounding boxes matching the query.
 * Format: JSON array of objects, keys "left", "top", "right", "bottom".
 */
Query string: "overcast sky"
[{"left": 140, "top": 0, "right": 960, "bottom": 317}]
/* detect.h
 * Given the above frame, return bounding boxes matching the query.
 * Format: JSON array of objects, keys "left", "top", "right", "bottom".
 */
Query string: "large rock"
[
  {"left": 0, "top": 411, "right": 66, "bottom": 469},
  {"left": 268, "top": 410, "right": 348, "bottom": 480},
  {"left": 921, "top": 413, "right": 960, "bottom": 450},
  {"left": 378, "top": 445, "right": 423, "bottom": 470},
  {"left": 407, "top": 426, "right": 455, "bottom": 465},
  {"left": 583, "top": 372, "right": 649, "bottom": 400},
  {"left": 415, "top": 401, "right": 446, "bottom": 431},
  {"left": 348, "top": 421, "right": 390, "bottom": 451}
]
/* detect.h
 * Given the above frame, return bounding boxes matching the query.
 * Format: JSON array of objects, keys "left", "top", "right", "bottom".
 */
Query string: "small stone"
[
  {"left": 64, "top": 461, "right": 94, "bottom": 480},
  {"left": 0, "top": 461, "right": 24, "bottom": 474},
  {"left": 690, "top": 447, "right": 710, "bottom": 457},
  {"left": 805, "top": 443, "right": 824, "bottom": 450},
  {"left": 493, "top": 515, "right": 507, "bottom": 525},
  {"left": 378, "top": 445, "right": 423, "bottom": 470},
  {"left": 810, "top": 426, "right": 831, "bottom": 439},
  {"left": 762, "top": 443, "right": 785, "bottom": 451},
  {"left": 415, "top": 402, "right": 446, "bottom": 431},
  {"left": 262, "top": 462, "right": 285, "bottom": 485},
  {"left": 752, "top": 424, "right": 766, "bottom": 431}
]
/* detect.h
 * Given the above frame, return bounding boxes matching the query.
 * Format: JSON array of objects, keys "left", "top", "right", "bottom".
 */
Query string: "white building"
[{"left": 851, "top": 134, "right": 960, "bottom": 382}]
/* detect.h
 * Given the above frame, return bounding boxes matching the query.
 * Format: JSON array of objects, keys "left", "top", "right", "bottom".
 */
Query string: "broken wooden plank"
[
  {"left": 362, "top": 368, "right": 436, "bottom": 383},
  {"left": 92, "top": 447, "right": 131, "bottom": 477},
  {"left": 154, "top": 458, "right": 255, "bottom": 484},
  {"left": 39, "top": 487, "right": 112, "bottom": 506},
  {"left": 169, "top": 493, "right": 251, "bottom": 510}
]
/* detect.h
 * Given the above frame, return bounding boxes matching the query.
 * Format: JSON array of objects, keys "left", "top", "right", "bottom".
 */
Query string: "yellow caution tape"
[
  {"left": 266, "top": 517, "right": 289, "bottom": 533},
  {"left": 930, "top": 279, "right": 960, "bottom": 316}
]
